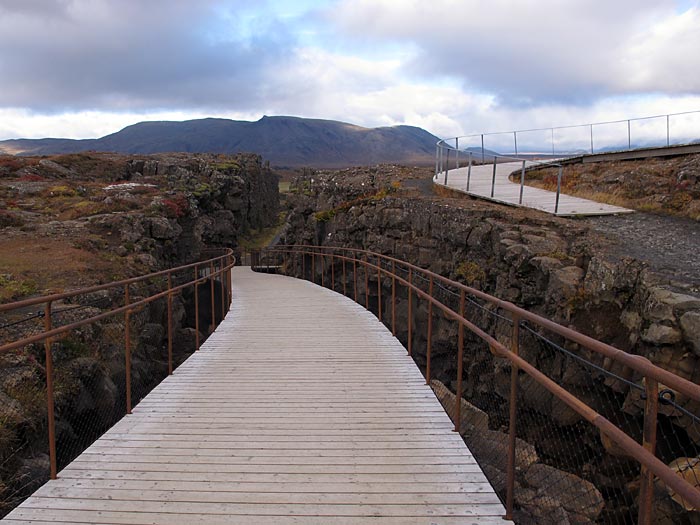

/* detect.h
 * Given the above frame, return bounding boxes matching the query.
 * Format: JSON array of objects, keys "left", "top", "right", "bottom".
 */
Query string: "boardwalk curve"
[
  {"left": 434, "top": 163, "right": 632, "bottom": 216},
  {"left": 3, "top": 267, "right": 507, "bottom": 524}
]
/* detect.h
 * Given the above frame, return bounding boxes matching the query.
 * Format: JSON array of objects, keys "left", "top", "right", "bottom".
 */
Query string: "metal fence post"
[
  {"left": 377, "top": 262, "right": 382, "bottom": 322},
  {"left": 44, "top": 301, "right": 57, "bottom": 480},
  {"left": 467, "top": 153, "right": 472, "bottom": 192},
  {"left": 454, "top": 290, "right": 465, "bottom": 433},
  {"left": 666, "top": 114, "right": 670, "bottom": 146},
  {"left": 455, "top": 137, "right": 460, "bottom": 169},
  {"left": 364, "top": 254, "right": 369, "bottom": 310},
  {"left": 209, "top": 262, "right": 215, "bottom": 334},
  {"left": 321, "top": 253, "right": 325, "bottom": 288},
  {"left": 426, "top": 275, "right": 433, "bottom": 384},
  {"left": 219, "top": 261, "right": 225, "bottom": 321},
  {"left": 628, "top": 119, "right": 632, "bottom": 150},
  {"left": 491, "top": 157, "right": 497, "bottom": 198},
  {"left": 194, "top": 266, "right": 200, "bottom": 351},
  {"left": 638, "top": 378, "right": 659, "bottom": 524},
  {"left": 124, "top": 285, "right": 132, "bottom": 414},
  {"left": 481, "top": 134, "right": 485, "bottom": 163},
  {"left": 391, "top": 261, "right": 396, "bottom": 336},
  {"left": 353, "top": 257, "right": 358, "bottom": 302},
  {"left": 514, "top": 131, "right": 518, "bottom": 155},
  {"left": 331, "top": 254, "right": 335, "bottom": 291},
  {"left": 444, "top": 149, "right": 450, "bottom": 184},
  {"left": 519, "top": 160, "right": 526, "bottom": 205},
  {"left": 343, "top": 257, "right": 347, "bottom": 296},
  {"left": 505, "top": 316, "right": 521, "bottom": 520},
  {"left": 435, "top": 145, "right": 439, "bottom": 178},
  {"left": 167, "top": 272, "right": 173, "bottom": 375},
  {"left": 555, "top": 166, "right": 563, "bottom": 215},
  {"left": 590, "top": 124, "right": 594, "bottom": 154},
  {"left": 407, "top": 267, "right": 413, "bottom": 356}
]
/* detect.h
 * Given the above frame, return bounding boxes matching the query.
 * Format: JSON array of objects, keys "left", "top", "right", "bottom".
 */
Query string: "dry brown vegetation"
[{"left": 519, "top": 154, "right": 700, "bottom": 220}]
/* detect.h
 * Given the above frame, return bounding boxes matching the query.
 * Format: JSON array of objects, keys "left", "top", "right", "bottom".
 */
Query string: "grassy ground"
[
  {"left": 517, "top": 154, "right": 700, "bottom": 220},
  {"left": 238, "top": 211, "right": 287, "bottom": 251}
]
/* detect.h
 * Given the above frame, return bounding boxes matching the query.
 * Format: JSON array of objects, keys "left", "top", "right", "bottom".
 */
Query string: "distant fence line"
[{"left": 438, "top": 109, "right": 700, "bottom": 161}]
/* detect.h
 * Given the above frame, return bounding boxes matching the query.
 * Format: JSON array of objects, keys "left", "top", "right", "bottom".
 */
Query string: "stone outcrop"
[{"left": 0, "top": 153, "right": 279, "bottom": 517}]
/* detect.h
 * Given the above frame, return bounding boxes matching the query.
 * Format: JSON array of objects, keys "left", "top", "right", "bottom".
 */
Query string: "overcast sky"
[{"left": 1, "top": 0, "right": 699, "bottom": 142}]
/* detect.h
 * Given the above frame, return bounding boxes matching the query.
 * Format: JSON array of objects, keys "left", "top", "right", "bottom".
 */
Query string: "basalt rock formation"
[{"left": 0, "top": 152, "right": 279, "bottom": 516}]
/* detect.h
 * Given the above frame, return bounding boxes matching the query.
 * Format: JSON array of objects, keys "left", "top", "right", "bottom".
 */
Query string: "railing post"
[
  {"left": 391, "top": 261, "right": 396, "bottom": 337},
  {"left": 209, "top": 262, "right": 215, "bottom": 334},
  {"left": 491, "top": 157, "right": 497, "bottom": 198},
  {"left": 331, "top": 253, "right": 335, "bottom": 291},
  {"left": 321, "top": 253, "right": 325, "bottom": 288},
  {"left": 454, "top": 289, "right": 465, "bottom": 433},
  {"left": 377, "top": 261, "right": 382, "bottom": 322},
  {"left": 194, "top": 265, "right": 200, "bottom": 351},
  {"left": 219, "top": 260, "right": 225, "bottom": 321},
  {"left": 364, "top": 254, "right": 369, "bottom": 310},
  {"left": 227, "top": 254, "right": 233, "bottom": 310},
  {"left": 167, "top": 272, "right": 173, "bottom": 375},
  {"left": 590, "top": 124, "right": 594, "bottom": 154},
  {"left": 426, "top": 276, "right": 433, "bottom": 384},
  {"left": 519, "top": 160, "right": 526, "bottom": 205},
  {"left": 505, "top": 315, "right": 521, "bottom": 521},
  {"left": 444, "top": 149, "right": 450, "bottom": 184},
  {"left": 455, "top": 137, "right": 460, "bottom": 169},
  {"left": 554, "top": 166, "right": 563, "bottom": 215},
  {"left": 435, "top": 144, "right": 440, "bottom": 178},
  {"left": 481, "top": 134, "right": 485, "bottom": 163},
  {"left": 638, "top": 378, "right": 659, "bottom": 525},
  {"left": 628, "top": 119, "right": 632, "bottom": 150},
  {"left": 302, "top": 251, "right": 306, "bottom": 280},
  {"left": 44, "top": 301, "right": 57, "bottom": 480},
  {"left": 666, "top": 114, "right": 670, "bottom": 146},
  {"left": 353, "top": 257, "right": 358, "bottom": 302},
  {"left": 312, "top": 251, "right": 316, "bottom": 284},
  {"left": 513, "top": 131, "right": 518, "bottom": 155},
  {"left": 407, "top": 267, "right": 413, "bottom": 356},
  {"left": 124, "top": 285, "right": 132, "bottom": 414},
  {"left": 467, "top": 153, "right": 472, "bottom": 192},
  {"left": 343, "top": 257, "right": 347, "bottom": 296}
]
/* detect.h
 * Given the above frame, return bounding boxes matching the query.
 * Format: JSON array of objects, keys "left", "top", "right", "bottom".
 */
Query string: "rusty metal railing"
[
  {"left": 0, "top": 249, "right": 235, "bottom": 481},
  {"left": 258, "top": 244, "right": 700, "bottom": 523}
]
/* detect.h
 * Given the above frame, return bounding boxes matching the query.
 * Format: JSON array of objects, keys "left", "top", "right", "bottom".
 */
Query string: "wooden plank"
[{"left": 2, "top": 268, "right": 509, "bottom": 524}]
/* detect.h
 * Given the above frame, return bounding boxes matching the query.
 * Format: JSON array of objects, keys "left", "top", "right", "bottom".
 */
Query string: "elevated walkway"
[
  {"left": 3, "top": 267, "right": 508, "bottom": 524},
  {"left": 434, "top": 162, "right": 632, "bottom": 216}
]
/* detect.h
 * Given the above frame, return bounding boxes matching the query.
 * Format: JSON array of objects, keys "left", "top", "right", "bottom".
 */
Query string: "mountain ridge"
[{"left": 0, "top": 116, "right": 440, "bottom": 168}]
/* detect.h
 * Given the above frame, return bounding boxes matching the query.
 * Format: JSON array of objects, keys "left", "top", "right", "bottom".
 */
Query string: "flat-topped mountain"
[{"left": 0, "top": 116, "right": 440, "bottom": 168}]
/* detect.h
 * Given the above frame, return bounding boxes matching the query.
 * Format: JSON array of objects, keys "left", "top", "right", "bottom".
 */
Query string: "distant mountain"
[{"left": 0, "top": 116, "right": 440, "bottom": 168}]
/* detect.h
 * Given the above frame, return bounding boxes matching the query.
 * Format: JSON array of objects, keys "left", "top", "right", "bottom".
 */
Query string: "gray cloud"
[
  {"left": 326, "top": 0, "right": 699, "bottom": 106},
  {"left": 0, "top": 0, "right": 296, "bottom": 112}
]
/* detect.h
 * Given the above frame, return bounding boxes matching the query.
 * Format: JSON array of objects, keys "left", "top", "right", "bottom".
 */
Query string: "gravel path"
[{"left": 587, "top": 213, "right": 700, "bottom": 293}]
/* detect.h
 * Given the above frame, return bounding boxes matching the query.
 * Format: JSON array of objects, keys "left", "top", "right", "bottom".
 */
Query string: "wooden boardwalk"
[
  {"left": 3, "top": 267, "right": 508, "bottom": 524},
  {"left": 434, "top": 162, "right": 632, "bottom": 216}
]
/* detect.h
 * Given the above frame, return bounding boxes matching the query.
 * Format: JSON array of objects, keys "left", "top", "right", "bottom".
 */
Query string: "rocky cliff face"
[
  {"left": 282, "top": 166, "right": 700, "bottom": 524},
  {"left": 0, "top": 152, "right": 279, "bottom": 516}
]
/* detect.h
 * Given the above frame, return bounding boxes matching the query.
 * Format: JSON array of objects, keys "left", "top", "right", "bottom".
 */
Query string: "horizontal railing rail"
[
  {"left": 433, "top": 147, "right": 567, "bottom": 212},
  {"left": 440, "top": 109, "right": 700, "bottom": 159},
  {"left": 0, "top": 249, "right": 235, "bottom": 482},
  {"left": 257, "top": 244, "right": 700, "bottom": 523}
]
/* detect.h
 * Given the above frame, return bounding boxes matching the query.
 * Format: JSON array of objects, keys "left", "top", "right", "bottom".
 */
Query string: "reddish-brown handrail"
[
  {"left": 0, "top": 249, "right": 235, "bottom": 481},
  {"left": 260, "top": 244, "right": 700, "bottom": 522}
]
